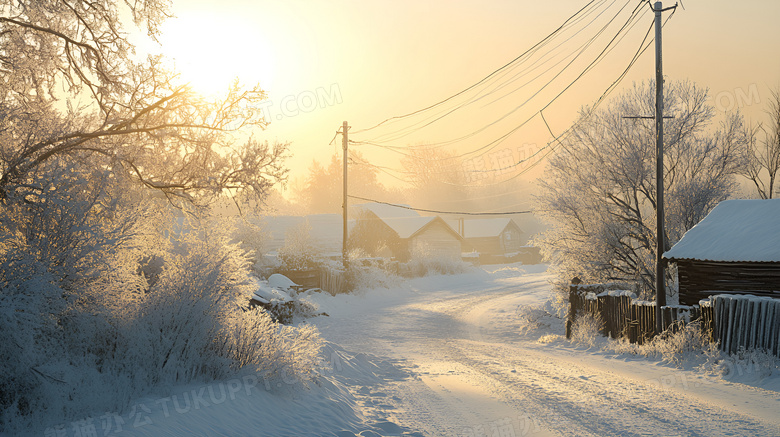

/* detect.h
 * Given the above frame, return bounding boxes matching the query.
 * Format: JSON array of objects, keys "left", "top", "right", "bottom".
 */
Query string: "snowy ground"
[
  {"left": 312, "top": 264, "right": 780, "bottom": 436},
  {"left": 33, "top": 264, "right": 780, "bottom": 436}
]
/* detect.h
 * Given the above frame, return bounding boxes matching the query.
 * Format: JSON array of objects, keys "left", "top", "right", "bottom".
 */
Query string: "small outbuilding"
[{"left": 663, "top": 199, "right": 780, "bottom": 306}]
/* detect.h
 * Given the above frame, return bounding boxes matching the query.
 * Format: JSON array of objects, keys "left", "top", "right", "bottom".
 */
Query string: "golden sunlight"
[{"left": 160, "top": 12, "right": 276, "bottom": 96}]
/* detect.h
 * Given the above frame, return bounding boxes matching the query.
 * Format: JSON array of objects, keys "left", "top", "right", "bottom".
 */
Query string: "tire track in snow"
[
  {"left": 376, "top": 277, "right": 780, "bottom": 436},
  {"left": 439, "top": 287, "right": 780, "bottom": 437}
]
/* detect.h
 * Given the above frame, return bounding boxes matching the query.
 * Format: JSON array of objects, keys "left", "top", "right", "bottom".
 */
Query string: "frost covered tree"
[
  {"left": 0, "top": 0, "right": 287, "bottom": 205},
  {"left": 400, "top": 145, "right": 467, "bottom": 210},
  {"left": 536, "top": 80, "right": 748, "bottom": 297},
  {"left": 294, "top": 151, "right": 389, "bottom": 214},
  {"left": 741, "top": 87, "right": 780, "bottom": 199},
  {"left": 0, "top": 2, "right": 319, "bottom": 431}
]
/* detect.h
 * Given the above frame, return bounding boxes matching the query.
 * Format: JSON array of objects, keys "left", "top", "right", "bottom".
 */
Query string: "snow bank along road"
[{"left": 314, "top": 265, "right": 780, "bottom": 437}]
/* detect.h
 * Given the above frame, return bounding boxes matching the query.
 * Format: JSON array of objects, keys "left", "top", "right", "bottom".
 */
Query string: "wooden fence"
[
  {"left": 565, "top": 282, "right": 699, "bottom": 344},
  {"left": 277, "top": 267, "right": 347, "bottom": 295},
  {"left": 567, "top": 282, "right": 780, "bottom": 357},
  {"left": 700, "top": 294, "right": 780, "bottom": 357}
]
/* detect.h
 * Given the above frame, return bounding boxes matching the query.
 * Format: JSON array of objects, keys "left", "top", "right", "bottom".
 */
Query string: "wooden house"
[
  {"left": 447, "top": 218, "right": 524, "bottom": 255},
  {"left": 350, "top": 203, "right": 463, "bottom": 262},
  {"left": 663, "top": 199, "right": 780, "bottom": 306}
]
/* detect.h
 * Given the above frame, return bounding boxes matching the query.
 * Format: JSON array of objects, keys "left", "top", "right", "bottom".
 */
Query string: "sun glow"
[{"left": 160, "top": 12, "right": 276, "bottom": 96}]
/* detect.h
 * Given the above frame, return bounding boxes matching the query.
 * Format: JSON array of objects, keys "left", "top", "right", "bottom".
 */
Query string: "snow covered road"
[{"left": 313, "top": 265, "right": 780, "bottom": 436}]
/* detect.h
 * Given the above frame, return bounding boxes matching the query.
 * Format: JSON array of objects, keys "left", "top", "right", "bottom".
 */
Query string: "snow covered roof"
[
  {"left": 350, "top": 202, "right": 420, "bottom": 220},
  {"left": 445, "top": 218, "right": 521, "bottom": 238},
  {"left": 382, "top": 216, "right": 438, "bottom": 239},
  {"left": 663, "top": 199, "right": 780, "bottom": 263}
]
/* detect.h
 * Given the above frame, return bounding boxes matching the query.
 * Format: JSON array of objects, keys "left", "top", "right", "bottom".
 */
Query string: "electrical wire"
[
  {"left": 354, "top": 0, "right": 648, "bottom": 168},
  {"left": 346, "top": 3, "right": 678, "bottom": 192},
  {"left": 351, "top": 0, "right": 601, "bottom": 135},
  {"left": 347, "top": 195, "right": 533, "bottom": 215},
  {"left": 365, "top": 0, "right": 619, "bottom": 145},
  {"left": 357, "top": 4, "right": 663, "bottom": 186}
]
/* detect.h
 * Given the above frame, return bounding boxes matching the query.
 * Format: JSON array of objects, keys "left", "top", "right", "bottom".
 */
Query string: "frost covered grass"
[
  {"left": 710, "top": 348, "right": 780, "bottom": 384},
  {"left": 515, "top": 304, "right": 560, "bottom": 338},
  {"left": 569, "top": 313, "right": 606, "bottom": 349},
  {"left": 399, "top": 248, "right": 472, "bottom": 278},
  {"left": 566, "top": 315, "right": 718, "bottom": 366},
  {"left": 565, "top": 315, "right": 780, "bottom": 383},
  {"left": 604, "top": 321, "right": 720, "bottom": 368},
  {"left": 348, "top": 261, "right": 402, "bottom": 292}
]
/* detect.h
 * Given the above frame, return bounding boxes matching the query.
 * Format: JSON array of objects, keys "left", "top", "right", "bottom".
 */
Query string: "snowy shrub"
[
  {"left": 229, "top": 215, "right": 270, "bottom": 268},
  {"left": 516, "top": 304, "right": 558, "bottom": 336},
  {"left": 648, "top": 321, "right": 719, "bottom": 366},
  {"left": 349, "top": 264, "right": 401, "bottom": 291},
  {"left": 400, "top": 245, "right": 471, "bottom": 278},
  {"left": 537, "top": 334, "right": 565, "bottom": 344},
  {"left": 570, "top": 313, "right": 605, "bottom": 348},
  {"left": 713, "top": 348, "right": 780, "bottom": 381},
  {"left": 347, "top": 249, "right": 401, "bottom": 291},
  {"left": 213, "top": 307, "right": 323, "bottom": 385},
  {"left": 0, "top": 191, "right": 325, "bottom": 432},
  {"left": 117, "top": 230, "right": 254, "bottom": 385},
  {"left": 0, "top": 165, "right": 158, "bottom": 430}
]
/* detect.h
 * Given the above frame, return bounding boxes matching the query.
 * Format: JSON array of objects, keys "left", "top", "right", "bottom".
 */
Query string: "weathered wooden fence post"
[{"left": 566, "top": 277, "right": 582, "bottom": 339}]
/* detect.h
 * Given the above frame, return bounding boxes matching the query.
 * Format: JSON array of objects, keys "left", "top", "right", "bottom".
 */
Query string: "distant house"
[
  {"left": 350, "top": 203, "right": 463, "bottom": 261},
  {"left": 663, "top": 199, "right": 780, "bottom": 306},
  {"left": 446, "top": 218, "right": 524, "bottom": 256}
]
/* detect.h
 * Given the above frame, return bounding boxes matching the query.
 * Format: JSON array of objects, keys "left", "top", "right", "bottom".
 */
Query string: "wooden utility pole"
[
  {"left": 625, "top": 2, "right": 675, "bottom": 334},
  {"left": 653, "top": 1, "right": 668, "bottom": 334},
  {"left": 342, "top": 121, "right": 349, "bottom": 269}
]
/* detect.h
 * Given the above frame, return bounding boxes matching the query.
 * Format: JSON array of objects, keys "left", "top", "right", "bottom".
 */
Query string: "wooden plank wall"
[{"left": 677, "top": 260, "right": 780, "bottom": 305}]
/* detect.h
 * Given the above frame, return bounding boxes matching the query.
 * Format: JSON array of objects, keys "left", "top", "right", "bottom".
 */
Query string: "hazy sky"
[{"left": 155, "top": 0, "right": 780, "bottom": 192}]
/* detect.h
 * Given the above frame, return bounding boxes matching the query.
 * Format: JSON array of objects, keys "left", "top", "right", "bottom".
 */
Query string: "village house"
[
  {"left": 349, "top": 203, "right": 464, "bottom": 262},
  {"left": 663, "top": 199, "right": 780, "bottom": 306},
  {"left": 446, "top": 217, "right": 524, "bottom": 255}
]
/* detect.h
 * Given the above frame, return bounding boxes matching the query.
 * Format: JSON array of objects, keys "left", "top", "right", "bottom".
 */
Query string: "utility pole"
[
  {"left": 341, "top": 121, "right": 349, "bottom": 269},
  {"left": 624, "top": 2, "right": 675, "bottom": 334},
  {"left": 653, "top": 1, "right": 669, "bottom": 334}
]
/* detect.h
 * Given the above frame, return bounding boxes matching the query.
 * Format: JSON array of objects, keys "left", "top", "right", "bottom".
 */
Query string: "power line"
[
  {"left": 355, "top": 4, "right": 667, "bottom": 188},
  {"left": 344, "top": 1, "right": 677, "bottom": 195},
  {"left": 347, "top": 195, "right": 533, "bottom": 216},
  {"left": 363, "top": 0, "right": 638, "bottom": 148},
  {"left": 353, "top": 0, "right": 648, "bottom": 169},
  {"left": 365, "top": 0, "right": 621, "bottom": 145},
  {"left": 351, "top": 0, "right": 601, "bottom": 135}
]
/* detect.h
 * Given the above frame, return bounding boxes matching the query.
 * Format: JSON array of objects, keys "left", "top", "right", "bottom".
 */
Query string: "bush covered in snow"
[
  {"left": 0, "top": 182, "right": 323, "bottom": 432},
  {"left": 606, "top": 321, "right": 720, "bottom": 367},
  {"left": 345, "top": 249, "right": 402, "bottom": 291},
  {"left": 712, "top": 348, "right": 780, "bottom": 381},
  {"left": 569, "top": 313, "right": 606, "bottom": 349},
  {"left": 399, "top": 246, "right": 471, "bottom": 278},
  {"left": 515, "top": 304, "right": 559, "bottom": 337}
]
